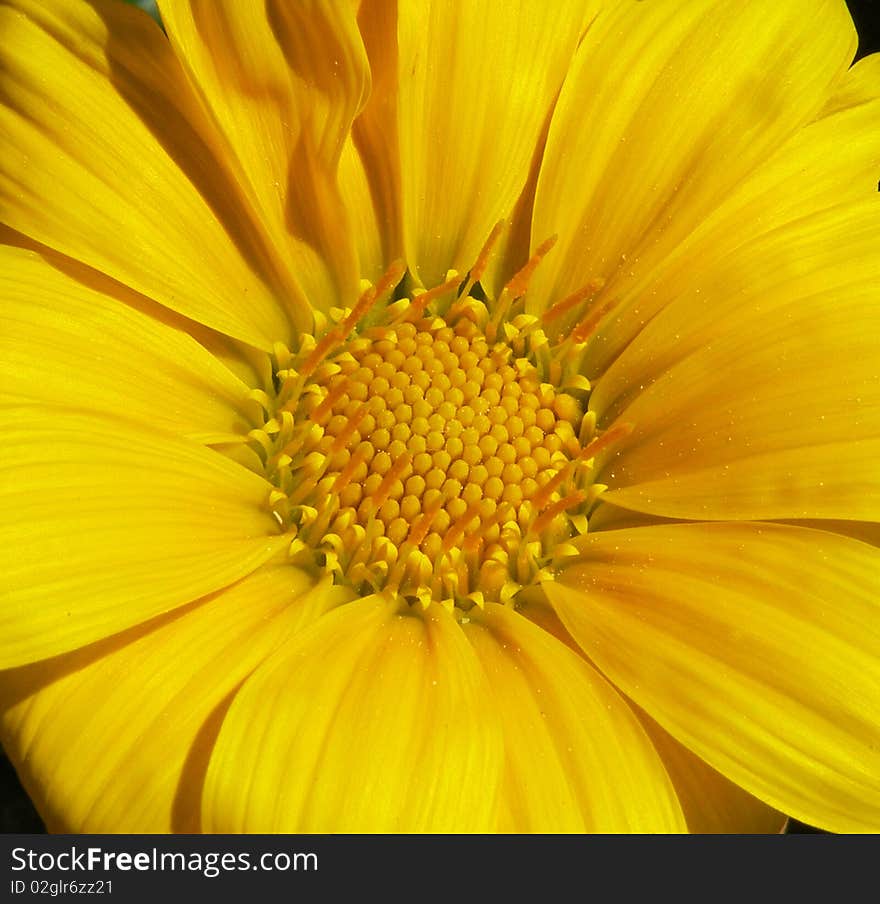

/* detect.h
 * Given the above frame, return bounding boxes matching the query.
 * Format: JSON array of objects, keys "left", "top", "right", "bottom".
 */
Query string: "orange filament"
[
  {"left": 570, "top": 297, "right": 620, "bottom": 345},
  {"left": 530, "top": 490, "right": 588, "bottom": 537},
  {"left": 331, "top": 403, "right": 370, "bottom": 452},
  {"left": 369, "top": 452, "right": 414, "bottom": 513},
  {"left": 543, "top": 277, "right": 606, "bottom": 323},
  {"left": 580, "top": 422, "right": 634, "bottom": 461},
  {"left": 465, "top": 219, "right": 506, "bottom": 292},
  {"left": 531, "top": 461, "right": 577, "bottom": 511},
  {"left": 503, "top": 235, "right": 558, "bottom": 300},
  {"left": 330, "top": 446, "right": 369, "bottom": 493},
  {"left": 301, "top": 260, "right": 405, "bottom": 378},
  {"left": 407, "top": 502, "right": 445, "bottom": 550},
  {"left": 310, "top": 378, "right": 350, "bottom": 422},
  {"left": 402, "top": 272, "right": 463, "bottom": 321},
  {"left": 442, "top": 500, "right": 484, "bottom": 551}
]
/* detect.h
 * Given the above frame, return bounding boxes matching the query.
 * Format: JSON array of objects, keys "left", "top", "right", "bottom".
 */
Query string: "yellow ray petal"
[
  {"left": 779, "top": 519, "right": 880, "bottom": 550},
  {"left": 0, "top": 566, "right": 349, "bottom": 833},
  {"left": 513, "top": 585, "right": 583, "bottom": 653},
  {"left": 547, "top": 523, "right": 880, "bottom": 833},
  {"left": 818, "top": 50, "right": 880, "bottom": 116},
  {"left": 582, "top": 52, "right": 880, "bottom": 377},
  {"left": 605, "top": 442, "right": 880, "bottom": 524},
  {"left": 594, "top": 200, "right": 880, "bottom": 521},
  {"left": 463, "top": 603, "right": 686, "bottom": 833},
  {"left": 0, "top": 242, "right": 252, "bottom": 444},
  {"left": 637, "top": 709, "right": 786, "bottom": 834},
  {"left": 392, "top": 0, "right": 599, "bottom": 288},
  {"left": 0, "top": 407, "right": 285, "bottom": 668},
  {"left": 158, "top": 0, "right": 369, "bottom": 312},
  {"left": 530, "top": 0, "right": 856, "bottom": 326},
  {"left": 202, "top": 597, "right": 503, "bottom": 832},
  {"left": 592, "top": 196, "right": 880, "bottom": 424},
  {"left": 586, "top": 501, "right": 675, "bottom": 533},
  {"left": 0, "top": 0, "right": 299, "bottom": 348},
  {"left": 2, "top": 218, "right": 275, "bottom": 400},
  {"left": 349, "top": 0, "right": 405, "bottom": 275},
  {"left": 338, "top": 136, "right": 385, "bottom": 284}
]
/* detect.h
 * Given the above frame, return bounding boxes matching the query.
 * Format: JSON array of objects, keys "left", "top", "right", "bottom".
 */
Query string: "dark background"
[
  {"left": 2, "top": 0, "right": 879, "bottom": 836},
  {"left": 849, "top": 0, "right": 880, "bottom": 57}
]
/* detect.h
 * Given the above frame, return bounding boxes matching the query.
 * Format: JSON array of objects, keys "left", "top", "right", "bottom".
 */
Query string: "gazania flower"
[{"left": 1, "top": 0, "right": 879, "bottom": 835}]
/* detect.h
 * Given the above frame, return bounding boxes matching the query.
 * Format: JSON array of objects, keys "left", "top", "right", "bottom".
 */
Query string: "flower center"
[{"left": 247, "top": 233, "right": 629, "bottom": 612}]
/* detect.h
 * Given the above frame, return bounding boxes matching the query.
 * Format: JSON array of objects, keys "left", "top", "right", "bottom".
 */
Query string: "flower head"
[{"left": 1, "top": 0, "right": 879, "bottom": 833}]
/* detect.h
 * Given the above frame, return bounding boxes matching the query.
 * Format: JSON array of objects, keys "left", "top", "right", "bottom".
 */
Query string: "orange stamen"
[
  {"left": 468, "top": 220, "right": 506, "bottom": 287},
  {"left": 569, "top": 297, "right": 619, "bottom": 345},
  {"left": 543, "top": 278, "right": 606, "bottom": 323},
  {"left": 407, "top": 503, "right": 444, "bottom": 550},
  {"left": 531, "top": 463, "right": 576, "bottom": 511},
  {"left": 503, "top": 235, "right": 557, "bottom": 300},
  {"left": 342, "top": 259, "right": 406, "bottom": 333},
  {"left": 463, "top": 532, "right": 483, "bottom": 552},
  {"left": 301, "top": 329, "right": 345, "bottom": 382},
  {"left": 530, "top": 489, "right": 587, "bottom": 536},
  {"left": 301, "top": 260, "right": 405, "bottom": 378},
  {"left": 403, "top": 272, "right": 463, "bottom": 321},
  {"left": 310, "top": 378, "right": 350, "bottom": 423},
  {"left": 369, "top": 452, "right": 413, "bottom": 512},
  {"left": 330, "top": 446, "right": 369, "bottom": 494},
  {"left": 579, "top": 422, "right": 634, "bottom": 461},
  {"left": 442, "top": 501, "right": 484, "bottom": 551},
  {"left": 331, "top": 403, "right": 369, "bottom": 452},
  {"left": 473, "top": 503, "right": 508, "bottom": 540}
]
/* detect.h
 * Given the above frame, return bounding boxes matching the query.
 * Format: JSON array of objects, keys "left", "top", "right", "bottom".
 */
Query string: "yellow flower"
[{"left": 1, "top": 0, "right": 879, "bottom": 834}]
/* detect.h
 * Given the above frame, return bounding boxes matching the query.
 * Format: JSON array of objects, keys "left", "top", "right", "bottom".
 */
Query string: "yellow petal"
[
  {"left": 818, "top": 50, "right": 880, "bottom": 117},
  {"left": 393, "top": 0, "right": 598, "bottom": 288},
  {"left": 583, "top": 52, "right": 880, "bottom": 378},
  {"left": 513, "top": 584, "right": 583, "bottom": 653},
  {"left": 530, "top": 0, "right": 855, "bottom": 328},
  {"left": 595, "top": 200, "right": 880, "bottom": 520},
  {"left": 637, "top": 709, "right": 786, "bottom": 834},
  {"left": 0, "top": 241, "right": 252, "bottom": 444},
  {"left": 158, "top": 0, "right": 369, "bottom": 312},
  {"left": 586, "top": 500, "right": 671, "bottom": 534},
  {"left": 0, "top": 406, "right": 285, "bottom": 667},
  {"left": 0, "top": 566, "right": 348, "bottom": 832},
  {"left": 338, "top": 136, "right": 385, "bottom": 284},
  {"left": 547, "top": 522, "right": 880, "bottom": 833},
  {"left": 780, "top": 519, "right": 880, "bottom": 550},
  {"left": 593, "top": 193, "right": 880, "bottom": 424},
  {"left": 349, "top": 0, "right": 405, "bottom": 275},
  {"left": 0, "top": 0, "right": 297, "bottom": 347},
  {"left": 463, "top": 603, "right": 686, "bottom": 833},
  {"left": 202, "top": 597, "right": 503, "bottom": 832}
]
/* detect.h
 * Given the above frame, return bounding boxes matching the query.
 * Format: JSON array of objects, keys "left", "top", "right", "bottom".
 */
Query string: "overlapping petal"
[
  {"left": 158, "top": 0, "right": 370, "bottom": 312},
  {"left": 0, "top": 566, "right": 348, "bottom": 832},
  {"left": 637, "top": 710, "right": 786, "bottom": 834},
  {"left": 202, "top": 597, "right": 504, "bottom": 832},
  {"left": 0, "top": 0, "right": 298, "bottom": 347},
  {"left": 386, "top": 0, "right": 599, "bottom": 288},
  {"left": 580, "top": 52, "right": 880, "bottom": 377},
  {"left": 595, "top": 199, "right": 880, "bottom": 521},
  {"left": 529, "top": 0, "right": 856, "bottom": 344},
  {"left": 0, "top": 240, "right": 253, "bottom": 444},
  {"left": 547, "top": 523, "right": 880, "bottom": 833},
  {"left": 0, "top": 407, "right": 285, "bottom": 667},
  {"left": 338, "top": 138, "right": 386, "bottom": 284},
  {"left": 464, "top": 604, "right": 686, "bottom": 832},
  {"left": 347, "top": 0, "right": 405, "bottom": 277}
]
